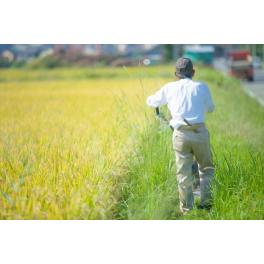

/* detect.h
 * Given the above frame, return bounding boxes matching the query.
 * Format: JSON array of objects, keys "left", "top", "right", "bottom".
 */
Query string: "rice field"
[{"left": 0, "top": 65, "right": 263, "bottom": 219}]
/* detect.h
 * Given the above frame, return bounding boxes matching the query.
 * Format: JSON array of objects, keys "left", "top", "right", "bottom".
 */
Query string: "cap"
[{"left": 175, "top": 57, "right": 194, "bottom": 78}]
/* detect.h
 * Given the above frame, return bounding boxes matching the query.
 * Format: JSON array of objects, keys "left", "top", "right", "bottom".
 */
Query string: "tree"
[{"left": 163, "top": 44, "right": 174, "bottom": 62}]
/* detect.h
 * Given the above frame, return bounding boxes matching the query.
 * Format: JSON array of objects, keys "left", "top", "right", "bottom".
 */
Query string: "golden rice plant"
[{"left": 0, "top": 71, "right": 163, "bottom": 219}]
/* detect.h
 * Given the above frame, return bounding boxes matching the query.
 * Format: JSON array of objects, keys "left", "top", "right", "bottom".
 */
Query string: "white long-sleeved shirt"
[{"left": 146, "top": 78, "right": 215, "bottom": 129}]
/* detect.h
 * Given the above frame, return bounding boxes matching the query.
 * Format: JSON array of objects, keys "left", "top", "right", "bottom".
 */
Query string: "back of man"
[
  {"left": 158, "top": 78, "right": 214, "bottom": 129},
  {"left": 146, "top": 58, "right": 215, "bottom": 214}
]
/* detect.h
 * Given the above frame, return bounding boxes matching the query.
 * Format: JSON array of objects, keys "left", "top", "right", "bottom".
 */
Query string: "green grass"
[
  {"left": 114, "top": 123, "right": 179, "bottom": 219},
  {"left": 116, "top": 67, "right": 264, "bottom": 220}
]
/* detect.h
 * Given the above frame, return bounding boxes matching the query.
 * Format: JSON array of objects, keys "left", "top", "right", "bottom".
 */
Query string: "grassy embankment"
[{"left": 116, "top": 66, "right": 264, "bottom": 220}]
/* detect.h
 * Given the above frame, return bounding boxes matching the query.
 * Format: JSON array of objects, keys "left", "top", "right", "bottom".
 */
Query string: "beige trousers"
[{"left": 172, "top": 124, "right": 214, "bottom": 213}]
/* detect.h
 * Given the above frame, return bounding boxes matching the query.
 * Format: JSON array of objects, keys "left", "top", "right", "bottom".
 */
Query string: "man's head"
[{"left": 175, "top": 57, "right": 195, "bottom": 79}]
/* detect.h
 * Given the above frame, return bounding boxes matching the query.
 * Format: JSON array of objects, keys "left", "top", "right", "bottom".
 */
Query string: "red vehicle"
[{"left": 227, "top": 50, "right": 254, "bottom": 81}]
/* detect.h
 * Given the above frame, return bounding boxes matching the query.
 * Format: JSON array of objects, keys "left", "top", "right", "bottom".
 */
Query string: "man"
[{"left": 146, "top": 58, "right": 215, "bottom": 214}]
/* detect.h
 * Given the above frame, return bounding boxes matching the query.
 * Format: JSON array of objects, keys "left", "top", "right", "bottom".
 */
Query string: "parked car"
[{"left": 226, "top": 50, "right": 254, "bottom": 81}]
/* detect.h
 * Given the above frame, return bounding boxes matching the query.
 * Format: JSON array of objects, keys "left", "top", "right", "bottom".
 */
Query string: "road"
[
  {"left": 214, "top": 58, "right": 264, "bottom": 107},
  {"left": 242, "top": 69, "right": 264, "bottom": 106}
]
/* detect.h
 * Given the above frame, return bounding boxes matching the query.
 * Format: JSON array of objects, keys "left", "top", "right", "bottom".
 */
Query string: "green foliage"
[
  {"left": 0, "top": 58, "right": 12, "bottom": 68},
  {"left": 27, "top": 56, "right": 69, "bottom": 69},
  {"left": 115, "top": 123, "right": 179, "bottom": 219},
  {"left": 10, "top": 60, "right": 27, "bottom": 68},
  {"left": 116, "top": 66, "right": 264, "bottom": 220},
  {"left": 163, "top": 44, "right": 174, "bottom": 62}
]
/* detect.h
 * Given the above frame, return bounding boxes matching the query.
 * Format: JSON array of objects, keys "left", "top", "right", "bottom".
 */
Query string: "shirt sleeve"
[
  {"left": 204, "top": 85, "right": 215, "bottom": 113},
  {"left": 146, "top": 85, "right": 167, "bottom": 108}
]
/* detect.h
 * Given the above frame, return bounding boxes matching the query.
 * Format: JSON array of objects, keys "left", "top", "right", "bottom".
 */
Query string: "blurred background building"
[{"left": 0, "top": 44, "right": 263, "bottom": 71}]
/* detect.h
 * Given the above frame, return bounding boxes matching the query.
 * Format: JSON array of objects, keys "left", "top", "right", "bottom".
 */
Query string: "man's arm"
[{"left": 146, "top": 86, "right": 167, "bottom": 108}]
